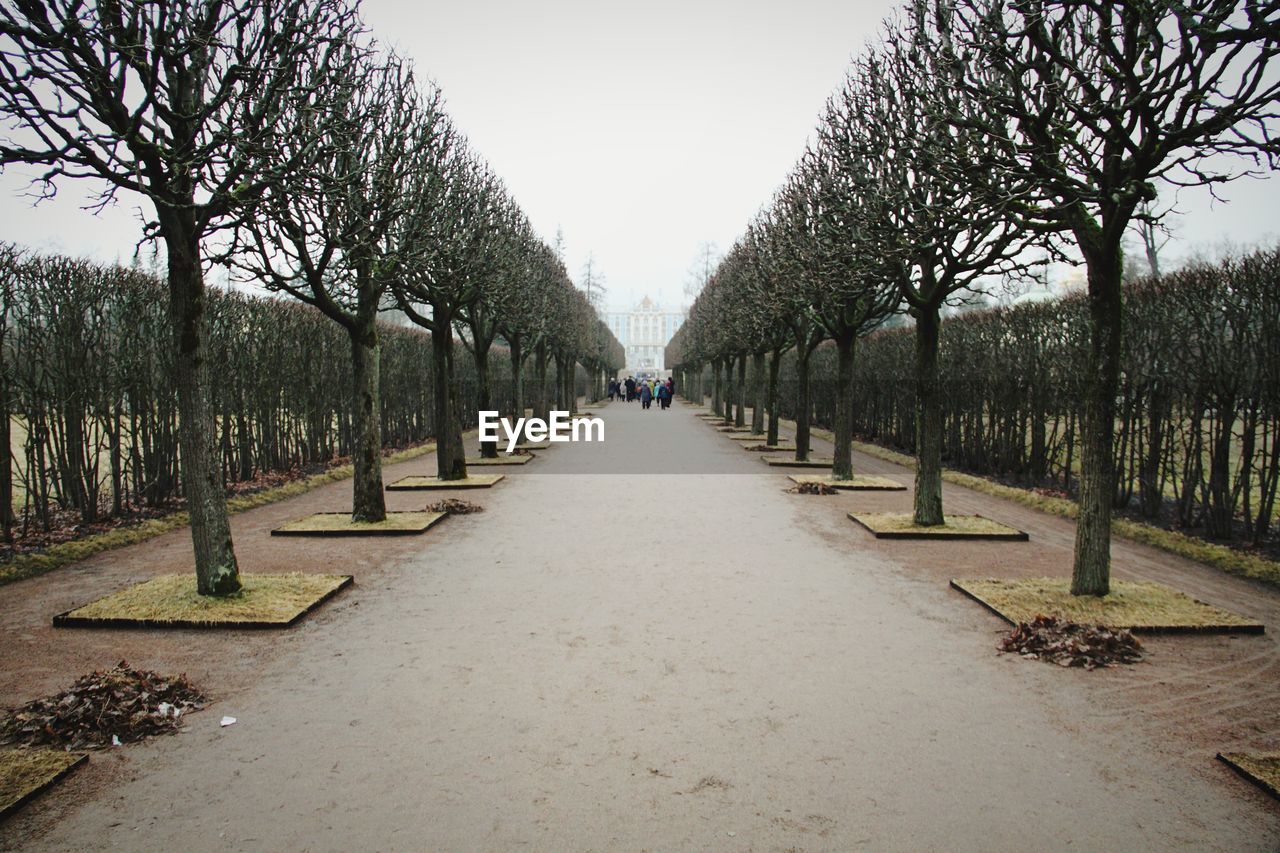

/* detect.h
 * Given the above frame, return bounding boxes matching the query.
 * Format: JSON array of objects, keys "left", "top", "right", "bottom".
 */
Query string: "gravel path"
[{"left": 4, "top": 400, "right": 1277, "bottom": 851}]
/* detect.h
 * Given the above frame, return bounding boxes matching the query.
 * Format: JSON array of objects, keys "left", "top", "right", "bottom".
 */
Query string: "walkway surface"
[{"left": 3, "top": 400, "right": 1278, "bottom": 851}]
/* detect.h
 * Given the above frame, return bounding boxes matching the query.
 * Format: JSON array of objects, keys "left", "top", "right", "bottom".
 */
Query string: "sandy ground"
[{"left": 2, "top": 399, "right": 1278, "bottom": 851}]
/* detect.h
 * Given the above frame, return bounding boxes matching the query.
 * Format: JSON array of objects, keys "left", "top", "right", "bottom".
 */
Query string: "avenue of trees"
[
  {"left": 669, "top": 0, "right": 1280, "bottom": 596},
  {"left": 0, "top": 0, "right": 621, "bottom": 595}
]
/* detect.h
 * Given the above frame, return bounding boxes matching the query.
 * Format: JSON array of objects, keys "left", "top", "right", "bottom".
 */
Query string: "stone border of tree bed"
[
  {"left": 778, "top": 418, "right": 1280, "bottom": 590},
  {"left": 1215, "top": 752, "right": 1280, "bottom": 802},
  {"left": 0, "top": 432, "right": 476, "bottom": 589}
]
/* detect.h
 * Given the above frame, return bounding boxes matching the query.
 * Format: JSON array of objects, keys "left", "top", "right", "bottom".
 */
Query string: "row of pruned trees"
[
  {"left": 0, "top": 0, "right": 620, "bottom": 595},
  {"left": 706, "top": 248, "right": 1280, "bottom": 548},
  {"left": 668, "top": 0, "right": 1280, "bottom": 596}
]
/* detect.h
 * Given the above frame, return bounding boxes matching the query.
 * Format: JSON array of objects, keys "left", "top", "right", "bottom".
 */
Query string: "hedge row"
[{"left": 0, "top": 251, "right": 515, "bottom": 536}]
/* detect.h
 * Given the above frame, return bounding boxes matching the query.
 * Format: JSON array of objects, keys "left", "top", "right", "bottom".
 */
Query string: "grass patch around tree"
[
  {"left": 386, "top": 474, "right": 504, "bottom": 491},
  {"left": 789, "top": 474, "right": 906, "bottom": 491},
  {"left": 851, "top": 512, "right": 1026, "bottom": 539},
  {"left": 53, "top": 573, "right": 352, "bottom": 629},
  {"left": 1216, "top": 752, "right": 1280, "bottom": 801},
  {"left": 727, "top": 433, "right": 769, "bottom": 440},
  {"left": 270, "top": 511, "right": 445, "bottom": 537},
  {"left": 950, "top": 577, "right": 1263, "bottom": 634},
  {"left": 464, "top": 454, "right": 534, "bottom": 466},
  {"left": 0, "top": 749, "right": 87, "bottom": 820}
]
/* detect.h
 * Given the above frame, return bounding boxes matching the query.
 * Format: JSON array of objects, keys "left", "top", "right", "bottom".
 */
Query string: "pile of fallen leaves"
[
  {"left": 743, "top": 444, "right": 779, "bottom": 452},
  {"left": 999, "top": 615, "right": 1143, "bottom": 669},
  {"left": 0, "top": 662, "right": 206, "bottom": 750},
  {"left": 426, "top": 498, "right": 484, "bottom": 514},
  {"left": 787, "top": 482, "right": 838, "bottom": 495}
]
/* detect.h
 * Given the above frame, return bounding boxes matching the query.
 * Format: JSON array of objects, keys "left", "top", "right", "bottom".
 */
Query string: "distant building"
[{"left": 604, "top": 296, "right": 685, "bottom": 374}]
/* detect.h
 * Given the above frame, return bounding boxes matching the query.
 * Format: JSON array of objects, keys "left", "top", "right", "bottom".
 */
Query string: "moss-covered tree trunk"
[
  {"left": 349, "top": 320, "right": 387, "bottom": 521},
  {"left": 166, "top": 222, "right": 240, "bottom": 596},
  {"left": 832, "top": 332, "right": 855, "bottom": 480},
  {"left": 912, "top": 305, "right": 944, "bottom": 525}
]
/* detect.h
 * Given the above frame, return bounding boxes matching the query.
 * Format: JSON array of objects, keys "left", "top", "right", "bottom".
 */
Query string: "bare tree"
[
  {"left": 231, "top": 50, "right": 451, "bottom": 518},
  {"left": 580, "top": 254, "right": 608, "bottom": 314},
  {"left": 835, "top": 11, "right": 1037, "bottom": 520},
  {"left": 0, "top": 0, "right": 361, "bottom": 594},
  {"left": 787, "top": 143, "right": 901, "bottom": 479},
  {"left": 683, "top": 241, "right": 720, "bottom": 302},
  {"left": 495, "top": 241, "right": 566, "bottom": 440},
  {"left": 391, "top": 149, "right": 506, "bottom": 480},
  {"left": 456, "top": 202, "right": 531, "bottom": 458},
  {"left": 954, "top": 0, "right": 1280, "bottom": 595},
  {"left": 763, "top": 177, "right": 831, "bottom": 462},
  {"left": 0, "top": 242, "right": 21, "bottom": 542}
]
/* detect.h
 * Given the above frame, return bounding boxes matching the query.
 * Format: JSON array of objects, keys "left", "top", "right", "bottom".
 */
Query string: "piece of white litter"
[
  {"left": 157, "top": 702, "right": 173, "bottom": 717},
  {"left": 220, "top": 716, "right": 237, "bottom": 727},
  {"left": 111, "top": 734, "right": 122, "bottom": 747}
]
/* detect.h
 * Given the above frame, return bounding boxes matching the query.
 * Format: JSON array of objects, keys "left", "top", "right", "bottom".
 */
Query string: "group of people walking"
[{"left": 609, "top": 376, "right": 673, "bottom": 410}]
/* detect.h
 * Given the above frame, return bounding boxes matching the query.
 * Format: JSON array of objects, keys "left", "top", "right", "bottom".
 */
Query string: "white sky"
[{"left": 1, "top": 0, "right": 1276, "bottom": 312}]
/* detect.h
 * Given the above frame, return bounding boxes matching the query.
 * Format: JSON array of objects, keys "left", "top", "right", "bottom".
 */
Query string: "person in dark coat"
[{"left": 640, "top": 381, "right": 653, "bottom": 410}]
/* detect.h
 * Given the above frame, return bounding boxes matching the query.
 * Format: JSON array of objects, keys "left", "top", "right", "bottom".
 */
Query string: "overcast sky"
[{"left": 1, "top": 0, "right": 1275, "bottom": 312}]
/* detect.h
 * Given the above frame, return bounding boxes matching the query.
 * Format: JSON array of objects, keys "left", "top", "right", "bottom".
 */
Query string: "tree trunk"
[
  {"left": 509, "top": 336, "right": 525, "bottom": 426},
  {"left": 474, "top": 345, "right": 497, "bottom": 459},
  {"left": 431, "top": 321, "right": 467, "bottom": 480},
  {"left": 767, "top": 348, "right": 782, "bottom": 446},
  {"left": 0, "top": 366, "right": 10, "bottom": 542},
  {"left": 912, "top": 305, "right": 944, "bottom": 525},
  {"left": 1071, "top": 237, "right": 1123, "bottom": 597},
  {"left": 795, "top": 348, "right": 812, "bottom": 462},
  {"left": 832, "top": 333, "right": 855, "bottom": 480},
  {"left": 349, "top": 322, "right": 387, "bottom": 521},
  {"left": 166, "top": 229, "right": 241, "bottom": 596},
  {"left": 750, "top": 351, "right": 766, "bottom": 435},
  {"left": 735, "top": 354, "right": 747, "bottom": 428},
  {"left": 534, "top": 340, "right": 549, "bottom": 426},
  {"left": 711, "top": 359, "right": 722, "bottom": 417}
]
